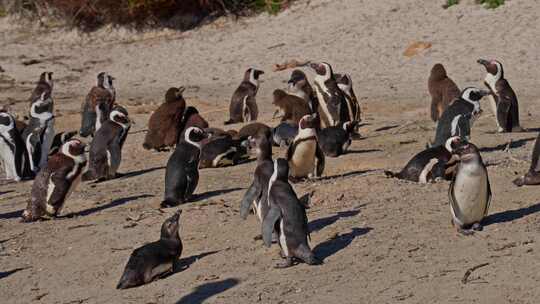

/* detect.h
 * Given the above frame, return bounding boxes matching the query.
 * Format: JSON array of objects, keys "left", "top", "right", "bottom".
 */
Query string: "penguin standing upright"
[
  {"left": 513, "top": 132, "right": 540, "bottom": 186},
  {"left": 286, "top": 114, "right": 325, "bottom": 181},
  {"left": 433, "top": 87, "right": 490, "bottom": 147},
  {"left": 162, "top": 127, "right": 209, "bottom": 207},
  {"left": 335, "top": 73, "right": 361, "bottom": 125},
  {"left": 287, "top": 69, "right": 318, "bottom": 112},
  {"left": 143, "top": 86, "right": 186, "bottom": 151},
  {"left": 478, "top": 59, "right": 522, "bottom": 132},
  {"left": 318, "top": 121, "right": 358, "bottom": 157},
  {"left": 272, "top": 89, "right": 312, "bottom": 124},
  {"left": 225, "top": 68, "right": 264, "bottom": 125},
  {"left": 83, "top": 106, "right": 130, "bottom": 181},
  {"left": 22, "top": 92, "right": 55, "bottom": 173},
  {"left": 117, "top": 210, "right": 183, "bottom": 289},
  {"left": 0, "top": 111, "right": 32, "bottom": 181},
  {"left": 262, "top": 159, "right": 320, "bottom": 268},
  {"left": 29, "top": 72, "right": 54, "bottom": 106},
  {"left": 21, "top": 139, "right": 87, "bottom": 222},
  {"left": 80, "top": 72, "right": 116, "bottom": 137},
  {"left": 448, "top": 139, "right": 491, "bottom": 235},
  {"left": 310, "top": 62, "right": 349, "bottom": 127},
  {"left": 428, "top": 64, "right": 460, "bottom": 122}
]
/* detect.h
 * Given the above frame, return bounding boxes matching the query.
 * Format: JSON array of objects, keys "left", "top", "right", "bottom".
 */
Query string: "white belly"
[
  {"left": 451, "top": 163, "right": 489, "bottom": 226},
  {"left": 290, "top": 141, "right": 316, "bottom": 178},
  {"left": 0, "top": 138, "right": 17, "bottom": 180},
  {"left": 279, "top": 219, "right": 289, "bottom": 257}
]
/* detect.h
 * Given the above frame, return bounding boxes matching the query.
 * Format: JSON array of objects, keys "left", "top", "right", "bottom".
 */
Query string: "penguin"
[
  {"left": 262, "top": 158, "right": 320, "bottom": 268},
  {"left": 199, "top": 134, "right": 248, "bottom": 169},
  {"left": 286, "top": 114, "right": 325, "bottom": 181},
  {"left": 240, "top": 129, "right": 274, "bottom": 222},
  {"left": 448, "top": 139, "right": 491, "bottom": 235},
  {"left": 428, "top": 64, "right": 461, "bottom": 122},
  {"left": 432, "top": 87, "right": 490, "bottom": 147},
  {"left": 309, "top": 62, "right": 348, "bottom": 128},
  {"left": 335, "top": 73, "right": 361, "bottom": 125},
  {"left": 0, "top": 111, "right": 32, "bottom": 181},
  {"left": 318, "top": 121, "right": 358, "bottom": 157},
  {"left": 143, "top": 87, "right": 186, "bottom": 151},
  {"left": 384, "top": 136, "right": 461, "bottom": 183},
  {"left": 272, "top": 89, "right": 312, "bottom": 124},
  {"left": 22, "top": 92, "right": 56, "bottom": 173},
  {"left": 272, "top": 121, "right": 298, "bottom": 147},
  {"left": 80, "top": 72, "right": 116, "bottom": 137},
  {"left": 513, "top": 132, "right": 540, "bottom": 186},
  {"left": 117, "top": 210, "right": 183, "bottom": 289},
  {"left": 287, "top": 69, "right": 318, "bottom": 112},
  {"left": 162, "top": 127, "right": 209, "bottom": 207},
  {"left": 177, "top": 106, "right": 209, "bottom": 140},
  {"left": 21, "top": 139, "right": 87, "bottom": 222},
  {"left": 478, "top": 59, "right": 522, "bottom": 132},
  {"left": 83, "top": 106, "right": 130, "bottom": 181},
  {"left": 225, "top": 68, "right": 264, "bottom": 125},
  {"left": 237, "top": 122, "right": 271, "bottom": 141},
  {"left": 29, "top": 72, "right": 54, "bottom": 106},
  {"left": 49, "top": 131, "right": 78, "bottom": 155}
]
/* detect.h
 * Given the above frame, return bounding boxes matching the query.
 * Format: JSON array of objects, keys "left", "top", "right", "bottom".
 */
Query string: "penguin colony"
[{"left": 0, "top": 58, "right": 537, "bottom": 288}]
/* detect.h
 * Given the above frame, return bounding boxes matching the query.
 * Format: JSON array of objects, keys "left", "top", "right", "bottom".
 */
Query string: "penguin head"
[
  {"left": 478, "top": 59, "right": 504, "bottom": 78},
  {"left": 342, "top": 121, "right": 358, "bottom": 134},
  {"left": 444, "top": 136, "right": 464, "bottom": 153},
  {"left": 39, "top": 71, "right": 54, "bottom": 87},
  {"left": 450, "top": 140, "right": 479, "bottom": 161},
  {"left": 110, "top": 106, "right": 131, "bottom": 128},
  {"left": 309, "top": 62, "right": 333, "bottom": 79},
  {"left": 430, "top": 64, "right": 448, "bottom": 81},
  {"left": 30, "top": 93, "right": 54, "bottom": 120},
  {"left": 0, "top": 111, "right": 15, "bottom": 133},
  {"left": 272, "top": 89, "right": 288, "bottom": 104},
  {"left": 245, "top": 68, "right": 265, "bottom": 86},
  {"left": 298, "top": 113, "right": 318, "bottom": 130},
  {"left": 273, "top": 158, "right": 290, "bottom": 181},
  {"left": 160, "top": 209, "right": 182, "bottom": 241},
  {"left": 461, "top": 87, "right": 490, "bottom": 103},
  {"left": 165, "top": 86, "right": 186, "bottom": 103},
  {"left": 288, "top": 69, "right": 308, "bottom": 86},
  {"left": 97, "top": 72, "right": 114, "bottom": 89},
  {"left": 62, "top": 139, "right": 86, "bottom": 159},
  {"left": 248, "top": 129, "right": 272, "bottom": 153},
  {"left": 184, "top": 126, "right": 208, "bottom": 149}
]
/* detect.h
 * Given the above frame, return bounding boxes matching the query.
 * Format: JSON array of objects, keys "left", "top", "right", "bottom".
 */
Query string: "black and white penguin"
[
  {"left": 513, "top": 133, "right": 540, "bottom": 187},
  {"left": 478, "top": 59, "right": 522, "bottom": 132},
  {"left": 162, "top": 127, "right": 209, "bottom": 207},
  {"left": 432, "top": 87, "right": 490, "bottom": 147},
  {"left": 309, "top": 62, "right": 348, "bottom": 128},
  {"left": 80, "top": 72, "right": 116, "bottom": 137},
  {"left": 117, "top": 210, "right": 183, "bottom": 289},
  {"left": 21, "top": 139, "right": 87, "bottom": 222},
  {"left": 428, "top": 64, "right": 460, "bottom": 122},
  {"left": 0, "top": 111, "right": 32, "bottom": 181},
  {"left": 22, "top": 92, "right": 56, "bottom": 173},
  {"left": 83, "top": 106, "right": 130, "bottom": 181},
  {"left": 287, "top": 69, "right": 318, "bottom": 112},
  {"left": 335, "top": 73, "right": 361, "bottom": 125},
  {"left": 272, "top": 121, "right": 298, "bottom": 147},
  {"left": 240, "top": 129, "right": 274, "bottom": 221},
  {"left": 29, "top": 72, "right": 54, "bottom": 105},
  {"left": 225, "top": 68, "right": 264, "bottom": 125},
  {"left": 262, "top": 158, "right": 320, "bottom": 268},
  {"left": 287, "top": 114, "right": 325, "bottom": 181},
  {"left": 199, "top": 133, "right": 248, "bottom": 169},
  {"left": 448, "top": 139, "right": 491, "bottom": 235},
  {"left": 385, "top": 136, "right": 460, "bottom": 183},
  {"left": 49, "top": 131, "right": 78, "bottom": 156},
  {"left": 318, "top": 121, "right": 358, "bottom": 157}
]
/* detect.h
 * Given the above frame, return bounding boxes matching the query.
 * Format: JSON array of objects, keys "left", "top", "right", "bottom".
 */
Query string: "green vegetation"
[
  {"left": 444, "top": 0, "right": 505, "bottom": 9},
  {"left": 445, "top": 0, "right": 460, "bottom": 8}
]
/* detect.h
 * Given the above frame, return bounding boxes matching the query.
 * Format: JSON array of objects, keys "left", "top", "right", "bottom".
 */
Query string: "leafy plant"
[
  {"left": 444, "top": 0, "right": 460, "bottom": 9},
  {"left": 478, "top": 0, "right": 505, "bottom": 9}
]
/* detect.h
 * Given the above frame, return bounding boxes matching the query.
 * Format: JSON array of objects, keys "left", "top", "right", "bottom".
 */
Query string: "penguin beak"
[{"left": 477, "top": 59, "right": 489, "bottom": 66}]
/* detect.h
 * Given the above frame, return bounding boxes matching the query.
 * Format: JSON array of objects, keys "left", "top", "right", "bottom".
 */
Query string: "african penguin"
[
  {"left": 318, "top": 121, "right": 358, "bottom": 157},
  {"left": 237, "top": 122, "right": 272, "bottom": 142},
  {"left": 117, "top": 210, "right": 183, "bottom": 289},
  {"left": 287, "top": 69, "right": 318, "bottom": 112},
  {"left": 83, "top": 105, "right": 130, "bottom": 182},
  {"left": 432, "top": 87, "right": 490, "bottom": 147},
  {"left": 21, "top": 139, "right": 87, "bottom": 222},
  {"left": 335, "top": 73, "right": 361, "bottom": 125},
  {"left": 143, "top": 86, "right": 186, "bottom": 151},
  {"left": 513, "top": 132, "right": 540, "bottom": 186},
  {"left": 384, "top": 136, "right": 460, "bottom": 183},
  {"left": 272, "top": 121, "right": 298, "bottom": 147},
  {"left": 448, "top": 139, "right": 491, "bottom": 235},
  {"left": 225, "top": 68, "right": 264, "bottom": 125},
  {"left": 162, "top": 127, "right": 209, "bottom": 207},
  {"left": 272, "top": 89, "right": 312, "bottom": 124},
  {"left": 286, "top": 114, "right": 325, "bottom": 181},
  {"left": 49, "top": 131, "right": 78, "bottom": 156},
  {"left": 309, "top": 62, "right": 348, "bottom": 128},
  {"left": 428, "top": 64, "right": 460, "bottom": 122},
  {"left": 177, "top": 106, "right": 209, "bottom": 141},
  {"left": 478, "top": 59, "right": 523, "bottom": 132},
  {"left": 80, "top": 72, "right": 116, "bottom": 137},
  {"left": 29, "top": 72, "right": 54, "bottom": 106},
  {"left": 0, "top": 111, "right": 32, "bottom": 181},
  {"left": 199, "top": 133, "right": 248, "bottom": 169},
  {"left": 262, "top": 158, "right": 320, "bottom": 268}
]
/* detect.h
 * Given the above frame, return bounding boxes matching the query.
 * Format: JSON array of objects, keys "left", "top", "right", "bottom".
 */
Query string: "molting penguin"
[
  {"left": 177, "top": 106, "right": 209, "bottom": 140},
  {"left": 318, "top": 121, "right": 358, "bottom": 157},
  {"left": 428, "top": 64, "right": 460, "bottom": 122},
  {"left": 237, "top": 122, "right": 272, "bottom": 142},
  {"left": 83, "top": 106, "right": 130, "bottom": 182},
  {"left": 225, "top": 68, "right": 264, "bottom": 125},
  {"left": 143, "top": 87, "right": 186, "bottom": 151},
  {"left": 22, "top": 92, "right": 56, "bottom": 173},
  {"left": 162, "top": 127, "right": 209, "bottom": 207},
  {"left": 29, "top": 72, "right": 54, "bottom": 106},
  {"left": 384, "top": 136, "right": 460, "bottom": 183},
  {"left": 80, "top": 72, "right": 116, "bottom": 137},
  {"left": 513, "top": 133, "right": 540, "bottom": 186},
  {"left": 262, "top": 159, "right": 320, "bottom": 268},
  {"left": 478, "top": 59, "right": 522, "bottom": 132},
  {"left": 433, "top": 87, "right": 490, "bottom": 147},
  {"left": 309, "top": 62, "right": 348, "bottom": 128},
  {"left": 272, "top": 121, "right": 298, "bottom": 147},
  {"left": 0, "top": 111, "right": 32, "bottom": 181},
  {"left": 21, "top": 139, "right": 87, "bottom": 222},
  {"left": 286, "top": 114, "right": 325, "bottom": 181},
  {"left": 117, "top": 210, "right": 183, "bottom": 289},
  {"left": 272, "top": 89, "right": 312, "bottom": 124},
  {"left": 335, "top": 73, "right": 361, "bottom": 125},
  {"left": 199, "top": 133, "right": 248, "bottom": 168},
  {"left": 448, "top": 139, "right": 491, "bottom": 235},
  {"left": 287, "top": 69, "right": 318, "bottom": 112}
]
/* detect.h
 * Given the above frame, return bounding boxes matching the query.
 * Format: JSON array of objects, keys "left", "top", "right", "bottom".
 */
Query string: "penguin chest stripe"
[
  {"left": 279, "top": 219, "right": 289, "bottom": 257},
  {"left": 419, "top": 158, "right": 439, "bottom": 184}
]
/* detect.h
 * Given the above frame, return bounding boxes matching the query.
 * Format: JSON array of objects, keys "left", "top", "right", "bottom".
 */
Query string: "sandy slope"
[{"left": 1, "top": 0, "right": 540, "bottom": 303}]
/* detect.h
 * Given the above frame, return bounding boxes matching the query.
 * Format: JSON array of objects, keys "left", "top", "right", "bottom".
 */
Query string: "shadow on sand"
[
  {"left": 484, "top": 202, "right": 540, "bottom": 226},
  {"left": 479, "top": 137, "right": 536, "bottom": 153},
  {"left": 313, "top": 227, "right": 372, "bottom": 262},
  {"left": 191, "top": 188, "right": 243, "bottom": 202},
  {"left": 63, "top": 194, "right": 154, "bottom": 218},
  {"left": 309, "top": 210, "right": 361, "bottom": 233},
  {"left": 175, "top": 278, "right": 240, "bottom": 304}
]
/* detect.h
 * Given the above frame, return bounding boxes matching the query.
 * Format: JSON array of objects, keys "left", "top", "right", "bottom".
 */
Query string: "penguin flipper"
[
  {"left": 262, "top": 206, "right": 281, "bottom": 248},
  {"left": 240, "top": 182, "right": 260, "bottom": 220},
  {"left": 315, "top": 144, "right": 325, "bottom": 177},
  {"left": 496, "top": 99, "right": 511, "bottom": 132}
]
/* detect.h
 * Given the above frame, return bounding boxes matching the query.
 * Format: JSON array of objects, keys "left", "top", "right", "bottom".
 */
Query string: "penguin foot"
[
  {"left": 472, "top": 223, "right": 483, "bottom": 231},
  {"left": 274, "top": 257, "right": 294, "bottom": 269},
  {"left": 161, "top": 200, "right": 181, "bottom": 208},
  {"left": 512, "top": 176, "right": 525, "bottom": 187},
  {"left": 457, "top": 227, "right": 474, "bottom": 236}
]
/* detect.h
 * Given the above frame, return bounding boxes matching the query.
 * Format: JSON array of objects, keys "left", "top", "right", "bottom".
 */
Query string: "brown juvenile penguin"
[
  {"left": 272, "top": 89, "right": 312, "bottom": 124},
  {"left": 177, "top": 106, "right": 209, "bottom": 140},
  {"left": 80, "top": 72, "right": 116, "bottom": 137},
  {"left": 428, "top": 64, "right": 460, "bottom": 122},
  {"left": 29, "top": 72, "right": 54, "bottom": 105},
  {"left": 225, "top": 68, "right": 264, "bottom": 125},
  {"left": 143, "top": 87, "right": 186, "bottom": 151},
  {"left": 237, "top": 122, "right": 272, "bottom": 141}
]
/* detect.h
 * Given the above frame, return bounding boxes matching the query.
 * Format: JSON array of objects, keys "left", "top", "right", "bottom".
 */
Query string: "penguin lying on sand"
[{"left": 199, "top": 133, "right": 248, "bottom": 169}]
